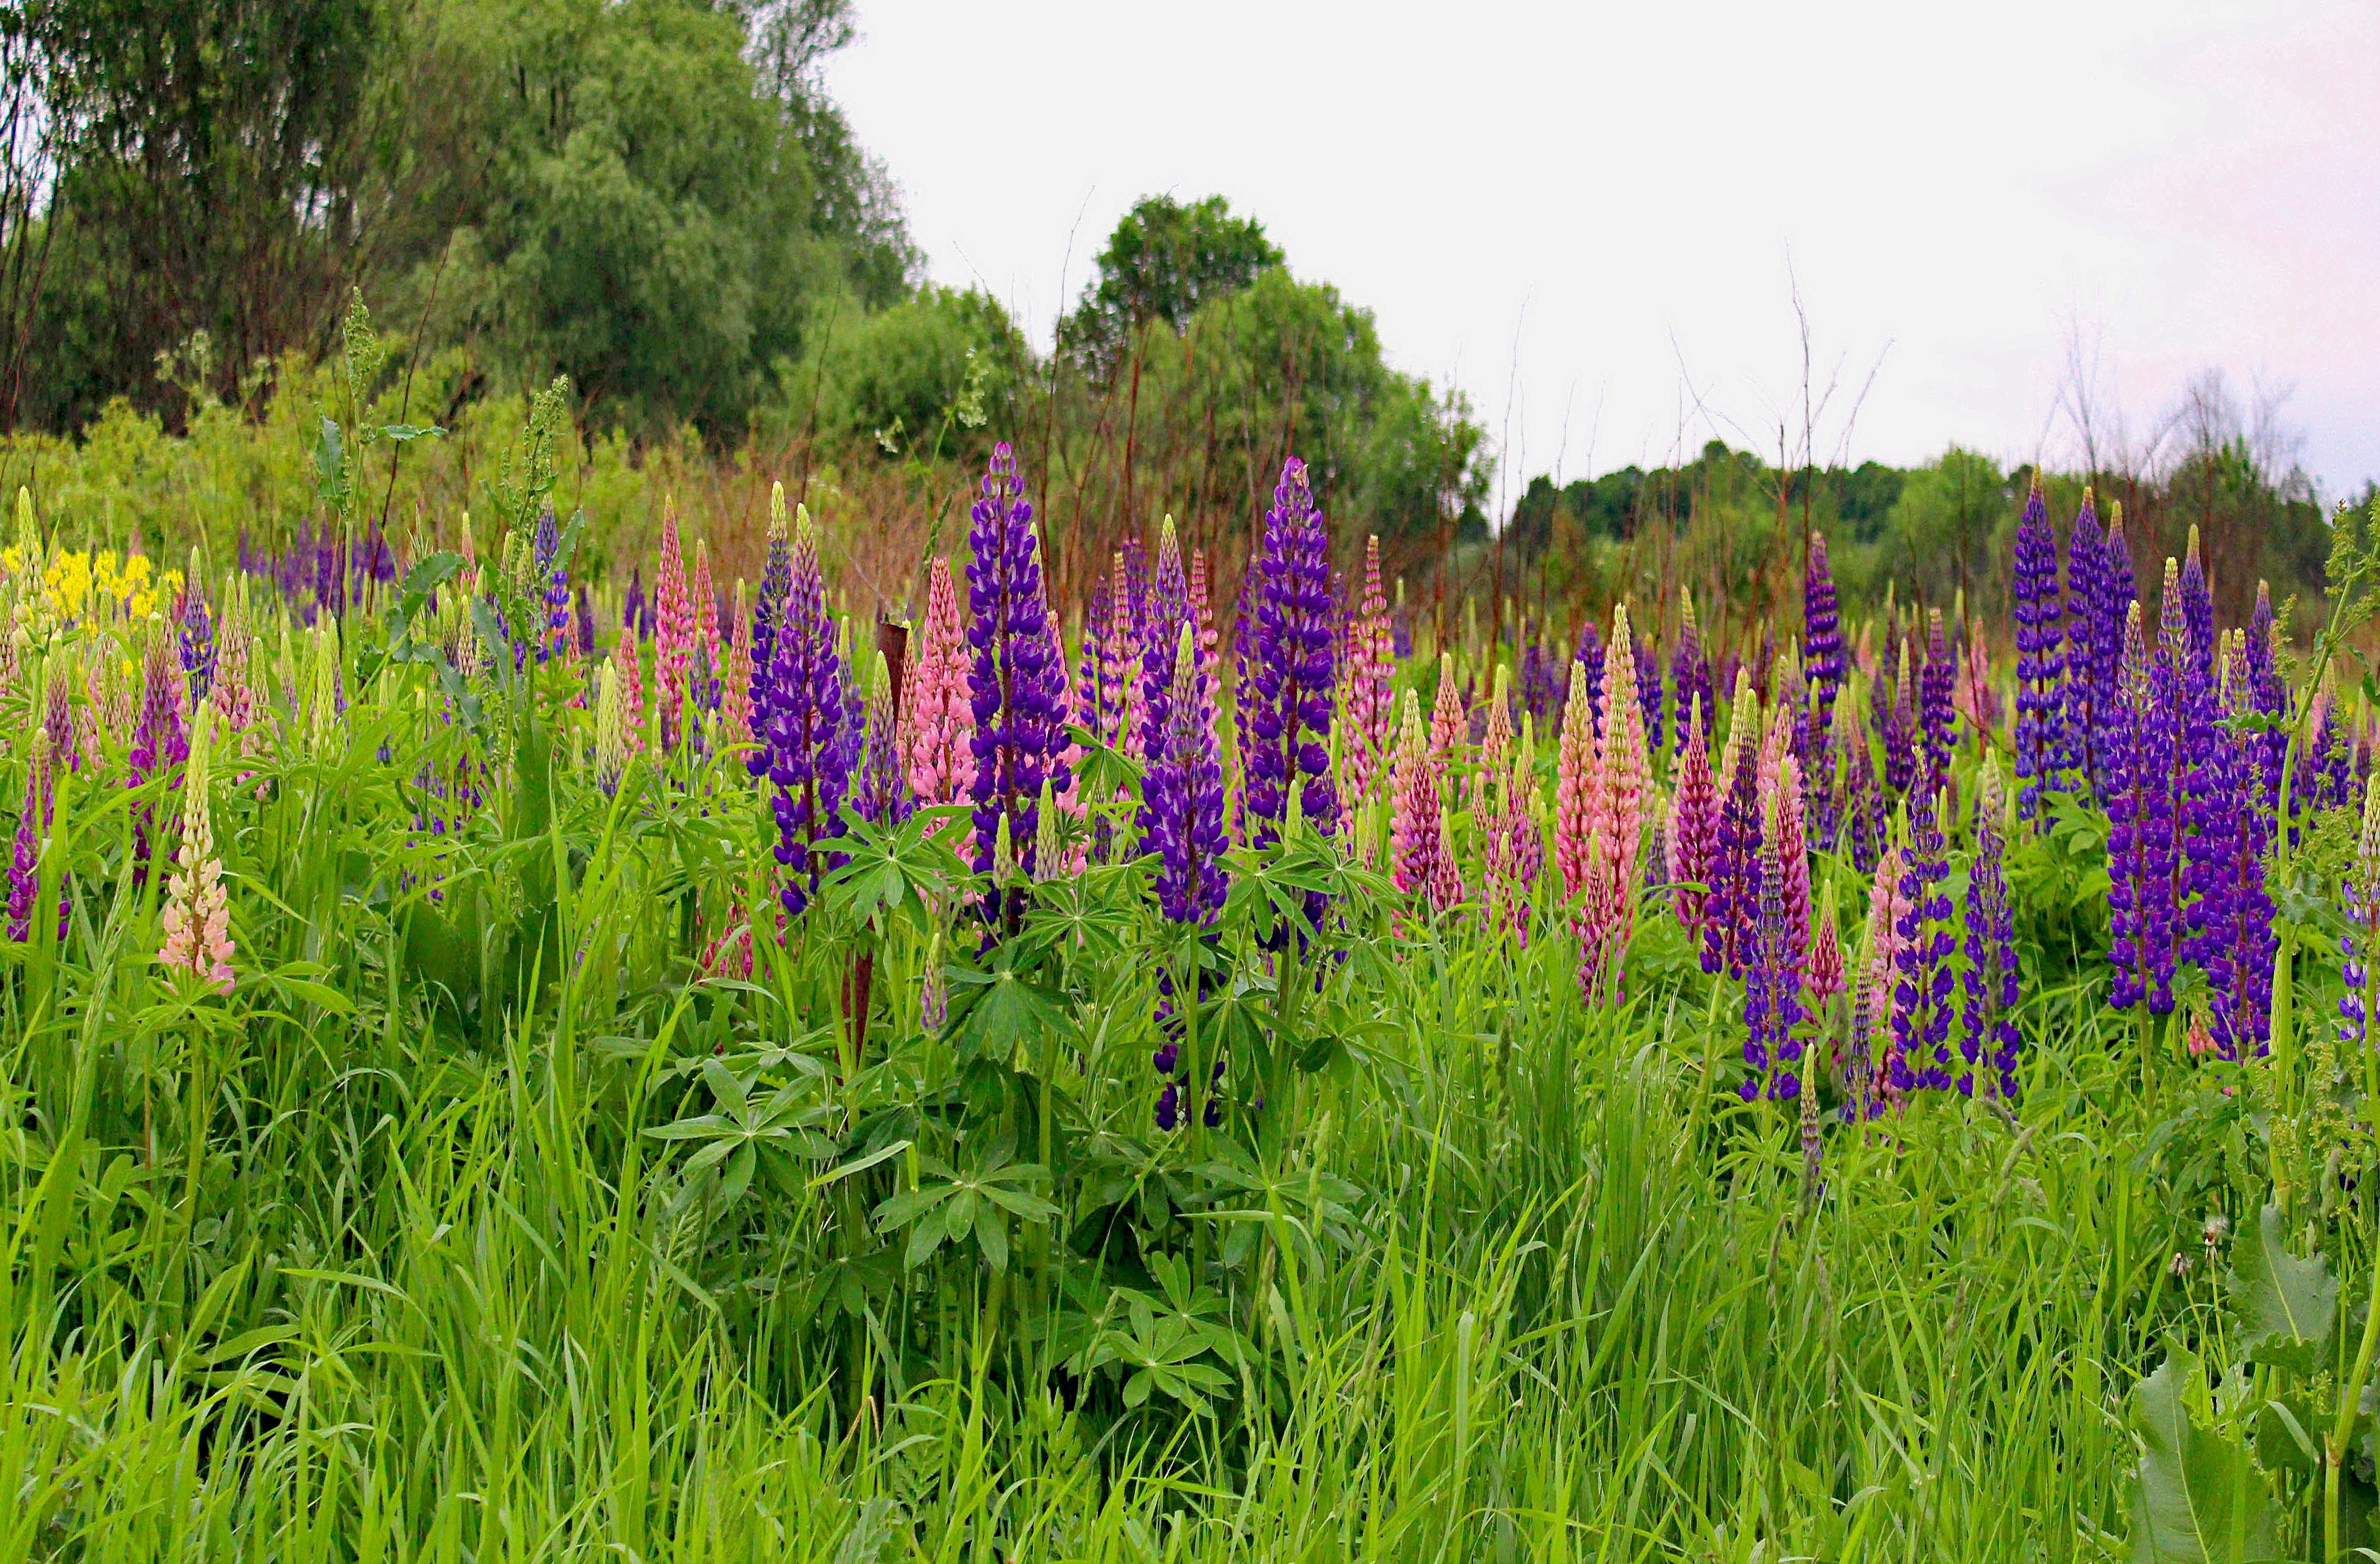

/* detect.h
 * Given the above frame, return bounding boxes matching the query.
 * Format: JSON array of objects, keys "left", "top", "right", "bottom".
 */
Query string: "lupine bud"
[
  {"left": 157, "top": 706, "right": 233, "bottom": 993},
  {"left": 595, "top": 658, "right": 627, "bottom": 794}
]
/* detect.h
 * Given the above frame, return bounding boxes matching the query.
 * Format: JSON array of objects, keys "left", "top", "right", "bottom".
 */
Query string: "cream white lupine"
[{"left": 159, "top": 704, "right": 233, "bottom": 993}]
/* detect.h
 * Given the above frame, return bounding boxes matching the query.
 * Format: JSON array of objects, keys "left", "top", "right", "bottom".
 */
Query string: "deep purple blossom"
[
  {"left": 2199, "top": 646, "right": 2277, "bottom": 1059},
  {"left": 964, "top": 444, "right": 1071, "bottom": 907},
  {"left": 179, "top": 583, "right": 216, "bottom": 701},
  {"left": 128, "top": 628, "right": 189, "bottom": 888},
  {"left": 1139, "top": 626, "right": 1229, "bottom": 928},
  {"left": 1891, "top": 784, "right": 1956, "bottom": 1092},
  {"left": 1573, "top": 619, "right": 1606, "bottom": 734},
  {"left": 1635, "top": 637, "right": 1664, "bottom": 755},
  {"left": 1740, "top": 830, "right": 1805, "bottom": 1102},
  {"left": 1245, "top": 458, "right": 1339, "bottom": 865},
  {"left": 1670, "top": 603, "right": 1714, "bottom": 757},
  {"left": 2011, "top": 479, "right": 2065, "bottom": 820},
  {"left": 1960, "top": 770, "right": 2020, "bottom": 1097},
  {"left": 1882, "top": 642, "right": 1917, "bottom": 800},
  {"left": 1804, "top": 534, "right": 1844, "bottom": 722},
  {"left": 2096, "top": 510, "right": 2139, "bottom": 786},
  {"left": 1918, "top": 608, "right": 1956, "bottom": 792},
  {"left": 1702, "top": 724, "right": 1763, "bottom": 979},
  {"left": 2060, "top": 490, "right": 2108, "bottom": 796},
  {"left": 762, "top": 522, "right": 851, "bottom": 917},
  {"left": 2243, "top": 581, "right": 2287, "bottom": 810},
  {"left": 2105, "top": 604, "right": 2172, "bottom": 1011}
]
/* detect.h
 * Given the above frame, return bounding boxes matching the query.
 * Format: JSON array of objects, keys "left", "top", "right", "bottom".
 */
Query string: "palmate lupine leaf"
[
  {"left": 2126, "top": 1349, "right": 2278, "bottom": 1563},
  {"left": 2223, "top": 1202, "right": 2338, "bottom": 1375}
]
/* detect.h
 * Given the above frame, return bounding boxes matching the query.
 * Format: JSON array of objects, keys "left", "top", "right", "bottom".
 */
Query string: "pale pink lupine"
[
  {"left": 721, "top": 594, "right": 755, "bottom": 750},
  {"left": 1188, "top": 547, "right": 1219, "bottom": 674},
  {"left": 158, "top": 708, "right": 233, "bottom": 993},
  {"left": 1553, "top": 668, "right": 1599, "bottom": 903},
  {"left": 1471, "top": 665, "right": 1515, "bottom": 817},
  {"left": 1427, "top": 804, "right": 1465, "bottom": 915},
  {"left": 1427, "top": 653, "right": 1464, "bottom": 791},
  {"left": 1340, "top": 536, "right": 1396, "bottom": 803},
  {"left": 1809, "top": 898, "right": 1846, "bottom": 1014},
  {"left": 692, "top": 540, "right": 720, "bottom": 693},
  {"left": 902, "top": 556, "right": 972, "bottom": 806},
  {"left": 653, "top": 505, "right": 693, "bottom": 749},
  {"left": 616, "top": 636, "right": 645, "bottom": 754},
  {"left": 1579, "top": 606, "right": 1651, "bottom": 998}
]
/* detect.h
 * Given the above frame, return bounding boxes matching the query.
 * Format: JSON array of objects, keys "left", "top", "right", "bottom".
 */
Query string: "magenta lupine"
[
  {"left": 1389, "top": 691, "right": 1451, "bottom": 910},
  {"left": 762, "top": 515, "right": 851, "bottom": 917},
  {"left": 1245, "top": 459, "right": 1339, "bottom": 872},
  {"left": 1482, "top": 730, "right": 1542, "bottom": 944},
  {"left": 901, "top": 557, "right": 973, "bottom": 807},
  {"left": 1960, "top": 759, "right": 2019, "bottom": 1097},
  {"left": 2011, "top": 477, "right": 2065, "bottom": 820},
  {"left": 1668, "top": 696, "right": 1718, "bottom": 937},
  {"left": 2060, "top": 489, "right": 2108, "bottom": 795},
  {"left": 654, "top": 505, "right": 694, "bottom": 750},
  {"left": 965, "top": 445, "right": 1072, "bottom": 906},
  {"left": 1891, "top": 785, "right": 1956, "bottom": 1093}
]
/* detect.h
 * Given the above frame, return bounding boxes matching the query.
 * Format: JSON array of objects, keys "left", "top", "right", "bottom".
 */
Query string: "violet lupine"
[
  {"left": 157, "top": 707, "right": 233, "bottom": 993},
  {"left": 179, "top": 565, "right": 216, "bottom": 701},
  {"left": 2338, "top": 776, "right": 2380, "bottom": 1050},
  {"left": 1739, "top": 820, "right": 1805, "bottom": 1102},
  {"left": 2096, "top": 506, "right": 2139, "bottom": 775},
  {"left": 1960, "top": 758, "right": 2020, "bottom": 1098},
  {"left": 2179, "top": 527, "right": 2217, "bottom": 693},
  {"left": 1702, "top": 679, "right": 1763, "bottom": 978},
  {"left": 533, "top": 510, "right": 571, "bottom": 664},
  {"left": 1138, "top": 518, "right": 1193, "bottom": 760},
  {"left": 964, "top": 445, "right": 1072, "bottom": 902},
  {"left": 2154, "top": 558, "right": 2199, "bottom": 1008},
  {"left": 1670, "top": 593, "right": 1714, "bottom": 757},
  {"left": 2106, "top": 603, "right": 2165, "bottom": 1011},
  {"left": 1342, "top": 536, "right": 1396, "bottom": 805},
  {"left": 2011, "top": 477, "right": 2065, "bottom": 821},
  {"left": 2200, "top": 642, "right": 2277, "bottom": 1059},
  {"left": 2243, "top": 581, "right": 2287, "bottom": 809},
  {"left": 749, "top": 486, "right": 794, "bottom": 746},
  {"left": 1881, "top": 639, "right": 1917, "bottom": 801},
  {"left": 1843, "top": 713, "right": 1887, "bottom": 876},
  {"left": 1891, "top": 784, "right": 1956, "bottom": 1092},
  {"left": 1918, "top": 608, "right": 1956, "bottom": 792},
  {"left": 575, "top": 587, "right": 596, "bottom": 659},
  {"left": 128, "top": 624, "right": 190, "bottom": 886},
  {"left": 762, "top": 514, "right": 851, "bottom": 918},
  {"left": 623, "top": 567, "right": 646, "bottom": 641},
  {"left": 7, "top": 735, "right": 48, "bottom": 942},
  {"left": 2060, "top": 489, "right": 2108, "bottom": 795},
  {"left": 1244, "top": 458, "right": 1339, "bottom": 874},
  {"left": 1574, "top": 618, "right": 1606, "bottom": 735},
  {"left": 1635, "top": 636, "right": 1664, "bottom": 757},
  {"left": 901, "top": 557, "right": 973, "bottom": 808},
  {"left": 2310, "top": 694, "right": 2355, "bottom": 812},
  {"left": 1668, "top": 696, "right": 1718, "bottom": 937},
  {"left": 852, "top": 652, "right": 913, "bottom": 829},
  {"left": 1804, "top": 534, "right": 1845, "bottom": 728}
]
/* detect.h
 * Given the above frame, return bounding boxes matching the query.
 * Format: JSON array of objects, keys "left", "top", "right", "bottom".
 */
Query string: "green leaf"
[
  {"left": 2126, "top": 1349, "right": 2279, "bottom": 1563},
  {"left": 2224, "top": 1203, "right": 2338, "bottom": 1375}
]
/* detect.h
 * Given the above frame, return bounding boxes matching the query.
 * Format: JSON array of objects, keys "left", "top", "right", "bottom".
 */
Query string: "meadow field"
[{"left": 2, "top": 355, "right": 2377, "bottom": 1564}]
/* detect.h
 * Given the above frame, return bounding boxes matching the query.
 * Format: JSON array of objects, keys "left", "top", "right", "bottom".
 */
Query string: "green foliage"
[
  {"left": 1060, "top": 194, "right": 1284, "bottom": 378},
  {"left": 2224, "top": 1204, "right": 2337, "bottom": 1376},
  {"left": 2127, "top": 1349, "right": 2280, "bottom": 1562}
]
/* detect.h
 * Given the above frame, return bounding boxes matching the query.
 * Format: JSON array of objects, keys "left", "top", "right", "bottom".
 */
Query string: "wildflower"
[
  {"left": 2199, "top": 640, "right": 2277, "bottom": 1059},
  {"left": 1739, "top": 810, "right": 1805, "bottom": 1101},
  {"left": 1668, "top": 695, "right": 1718, "bottom": 936},
  {"left": 1882, "top": 639, "right": 1917, "bottom": 801},
  {"left": 965, "top": 445, "right": 1071, "bottom": 906},
  {"left": 1702, "top": 672, "right": 1763, "bottom": 978},
  {"left": 129, "top": 623, "right": 190, "bottom": 885},
  {"left": 157, "top": 708, "right": 233, "bottom": 993},
  {"left": 720, "top": 584, "right": 755, "bottom": 749},
  {"left": 654, "top": 504, "right": 693, "bottom": 750},
  {"left": 1960, "top": 757, "right": 2020, "bottom": 1096},
  {"left": 1389, "top": 690, "right": 1454, "bottom": 912},
  {"left": 899, "top": 555, "right": 974, "bottom": 811},
  {"left": 2242, "top": 582, "right": 2288, "bottom": 810},
  {"left": 1188, "top": 547, "right": 1219, "bottom": 672},
  {"left": 1554, "top": 667, "right": 1599, "bottom": 904},
  {"left": 748, "top": 486, "right": 794, "bottom": 754},
  {"left": 2060, "top": 489, "right": 2107, "bottom": 794},
  {"left": 762, "top": 508, "right": 851, "bottom": 917},
  {"left": 850, "top": 652, "right": 913, "bottom": 830},
  {"left": 1481, "top": 724, "right": 1542, "bottom": 944},
  {"left": 7, "top": 734, "right": 50, "bottom": 942},
  {"left": 1574, "top": 617, "right": 1606, "bottom": 735},
  {"left": 179, "top": 554, "right": 216, "bottom": 700},
  {"left": 2340, "top": 776, "right": 2380, "bottom": 1050},
  {"left": 595, "top": 659, "right": 628, "bottom": 794},
  {"left": 1804, "top": 533, "right": 1844, "bottom": 730},
  {"left": 1136, "top": 517, "right": 1193, "bottom": 761},
  {"left": 1891, "top": 787, "right": 1956, "bottom": 1092},
  {"left": 1847, "top": 843, "right": 1910, "bottom": 1116},
  {"left": 532, "top": 510, "right": 571, "bottom": 663},
  {"left": 1670, "top": 592, "right": 1713, "bottom": 757},
  {"left": 689, "top": 540, "right": 720, "bottom": 712},
  {"left": 1244, "top": 458, "right": 1340, "bottom": 865},
  {"left": 1428, "top": 653, "right": 1464, "bottom": 786},
  {"left": 1635, "top": 635, "right": 1665, "bottom": 756},
  {"left": 2011, "top": 476, "right": 2065, "bottom": 819},
  {"left": 1918, "top": 608, "right": 1956, "bottom": 792}
]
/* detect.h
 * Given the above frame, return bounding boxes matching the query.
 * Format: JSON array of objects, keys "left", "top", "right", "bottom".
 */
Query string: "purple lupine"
[
  {"left": 1670, "top": 600, "right": 1714, "bottom": 757},
  {"left": 1918, "top": 608, "right": 1956, "bottom": 792},
  {"left": 1245, "top": 458, "right": 1339, "bottom": 862},
  {"left": 1702, "top": 720, "right": 1763, "bottom": 978},
  {"left": 2011, "top": 479, "right": 2065, "bottom": 821},
  {"left": 45, "top": 671, "right": 78, "bottom": 774},
  {"left": 574, "top": 588, "right": 596, "bottom": 659},
  {"left": 1891, "top": 784, "right": 1956, "bottom": 1092},
  {"left": 1804, "top": 534, "right": 1844, "bottom": 725},
  {"left": 1139, "top": 626, "right": 1229, "bottom": 927},
  {"left": 2096, "top": 508, "right": 2139, "bottom": 784},
  {"left": 2201, "top": 642, "right": 2277, "bottom": 1059},
  {"left": 2311, "top": 698, "right": 2354, "bottom": 812},
  {"left": 965, "top": 444, "right": 1071, "bottom": 908},
  {"left": 179, "top": 582, "right": 216, "bottom": 701},
  {"left": 2106, "top": 604, "right": 2165, "bottom": 1011},
  {"left": 1739, "top": 827, "right": 1805, "bottom": 1102},
  {"left": 128, "top": 627, "right": 190, "bottom": 888},
  {"left": 1960, "top": 763, "right": 2019, "bottom": 1097},
  {"left": 2339, "top": 778, "right": 2380, "bottom": 1050},
  {"left": 2179, "top": 529, "right": 2217, "bottom": 693},
  {"left": 2162, "top": 558, "right": 2220, "bottom": 989},
  {"left": 1882, "top": 640, "right": 1918, "bottom": 800},
  {"left": 1573, "top": 619, "right": 1606, "bottom": 734},
  {"left": 2060, "top": 490, "right": 2107, "bottom": 796},
  {"left": 6, "top": 742, "right": 44, "bottom": 942},
  {"left": 851, "top": 660, "right": 913, "bottom": 829},
  {"left": 1843, "top": 713, "right": 1884, "bottom": 874},
  {"left": 762, "top": 519, "right": 851, "bottom": 917},
  {"left": 1138, "top": 521, "right": 1193, "bottom": 763},
  {"left": 533, "top": 510, "right": 570, "bottom": 663},
  {"left": 1634, "top": 636, "right": 1664, "bottom": 756},
  {"left": 1230, "top": 550, "right": 1261, "bottom": 817},
  {"left": 2243, "top": 581, "right": 2288, "bottom": 810}
]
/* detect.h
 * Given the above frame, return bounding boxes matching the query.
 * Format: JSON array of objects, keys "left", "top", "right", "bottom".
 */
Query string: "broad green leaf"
[
  {"left": 2126, "top": 1349, "right": 2279, "bottom": 1563},
  {"left": 2225, "top": 1203, "right": 2337, "bottom": 1375}
]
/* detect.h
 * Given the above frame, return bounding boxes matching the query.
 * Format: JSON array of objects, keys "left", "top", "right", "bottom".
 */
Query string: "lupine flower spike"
[
  {"left": 1960, "top": 757, "right": 2019, "bottom": 1096},
  {"left": 158, "top": 706, "right": 234, "bottom": 993},
  {"left": 902, "top": 555, "right": 973, "bottom": 809}
]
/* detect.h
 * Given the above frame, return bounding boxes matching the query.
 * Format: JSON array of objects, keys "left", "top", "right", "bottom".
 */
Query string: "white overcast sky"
[{"left": 823, "top": 1, "right": 2380, "bottom": 516}]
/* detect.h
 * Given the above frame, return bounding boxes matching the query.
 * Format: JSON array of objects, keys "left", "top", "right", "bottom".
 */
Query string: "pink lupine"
[
  {"left": 1188, "top": 547, "right": 1219, "bottom": 674},
  {"left": 1808, "top": 895, "right": 1846, "bottom": 1015},
  {"left": 1390, "top": 691, "right": 1444, "bottom": 905},
  {"left": 1855, "top": 843, "right": 1911, "bottom": 1105},
  {"left": 1956, "top": 618, "right": 1998, "bottom": 737},
  {"left": 721, "top": 594, "right": 755, "bottom": 750},
  {"left": 692, "top": 540, "right": 721, "bottom": 704},
  {"left": 1472, "top": 664, "right": 1515, "bottom": 816},
  {"left": 901, "top": 556, "right": 973, "bottom": 806},
  {"left": 1481, "top": 726, "right": 1542, "bottom": 943},
  {"left": 1595, "top": 606, "right": 1650, "bottom": 893},
  {"left": 1765, "top": 754, "right": 1810, "bottom": 969},
  {"left": 1428, "top": 653, "right": 1464, "bottom": 790},
  {"left": 616, "top": 635, "right": 645, "bottom": 753},
  {"left": 1428, "top": 804, "right": 1465, "bottom": 915},
  {"left": 1553, "top": 668, "right": 1600, "bottom": 902},
  {"left": 653, "top": 505, "right": 693, "bottom": 749},
  {"left": 1340, "top": 535, "right": 1396, "bottom": 802},
  {"left": 157, "top": 709, "right": 233, "bottom": 993}
]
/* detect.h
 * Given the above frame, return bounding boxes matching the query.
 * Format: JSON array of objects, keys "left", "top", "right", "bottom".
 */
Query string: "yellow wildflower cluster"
[{"left": 1, "top": 545, "right": 182, "bottom": 634}]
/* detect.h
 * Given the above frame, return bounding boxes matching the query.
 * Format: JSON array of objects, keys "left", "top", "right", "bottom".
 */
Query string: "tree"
[{"left": 1058, "top": 194, "right": 1283, "bottom": 380}]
